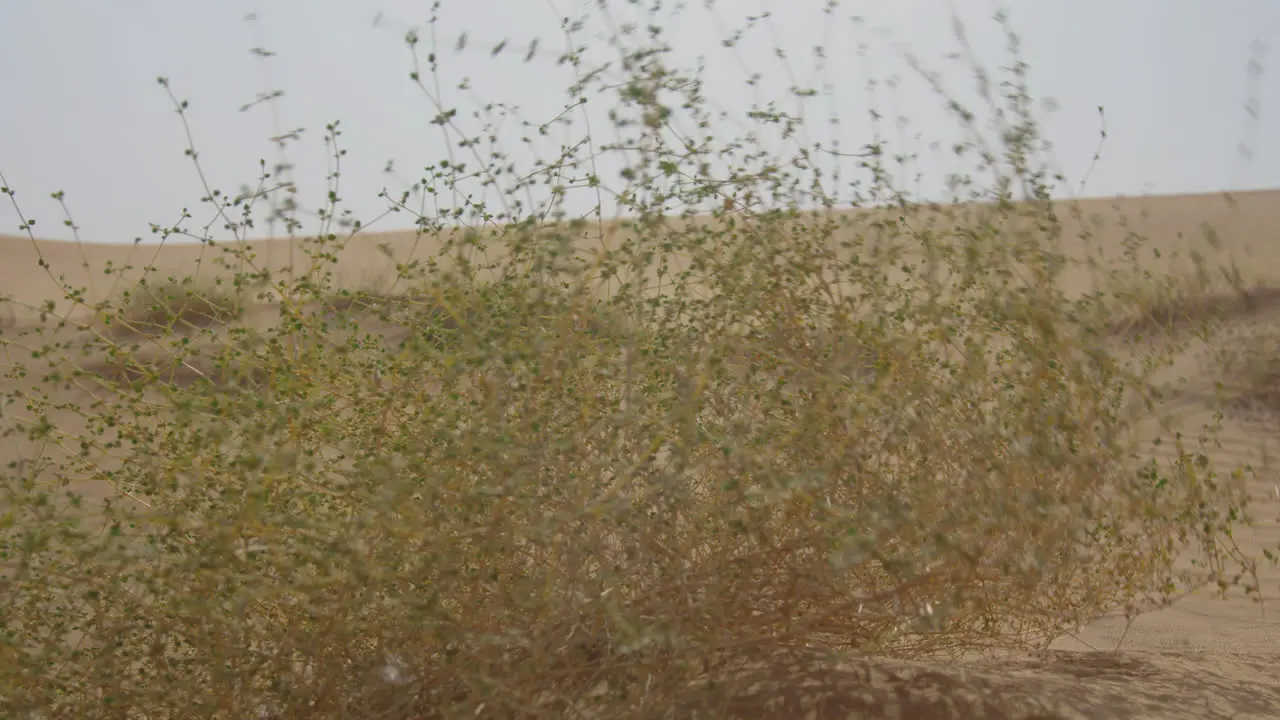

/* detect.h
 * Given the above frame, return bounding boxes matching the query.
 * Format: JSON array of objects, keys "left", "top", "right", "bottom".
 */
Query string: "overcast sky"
[{"left": 1, "top": 0, "right": 1275, "bottom": 243}]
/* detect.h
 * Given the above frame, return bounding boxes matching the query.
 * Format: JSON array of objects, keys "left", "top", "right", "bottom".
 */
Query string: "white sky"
[{"left": 1, "top": 0, "right": 1276, "bottom": 243}]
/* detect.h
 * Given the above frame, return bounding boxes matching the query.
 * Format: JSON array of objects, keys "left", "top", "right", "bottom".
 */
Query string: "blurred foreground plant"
[{"left": 0, "top": 3, "right": 1259, "bottom": 718}]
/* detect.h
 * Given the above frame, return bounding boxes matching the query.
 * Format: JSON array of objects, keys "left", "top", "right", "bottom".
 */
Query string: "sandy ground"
[{"left": 2, "top": 189, "right": 1280, "bottom": 718}]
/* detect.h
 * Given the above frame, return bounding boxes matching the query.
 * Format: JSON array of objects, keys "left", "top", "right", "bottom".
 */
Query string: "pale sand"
[{"left": 2, "top": 189, "right": 1279, "bottom": 718}]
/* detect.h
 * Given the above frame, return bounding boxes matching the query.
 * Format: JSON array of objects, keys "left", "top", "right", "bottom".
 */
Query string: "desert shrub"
[
  {"left": 102, "top": 275, "right": 245, "bottom": 340},
  {"left": 1211, "top": 320, "right": 1280, "bottom": 421},
  {"left": 1104, "top": 243, "right": 1266, "bottom": 339},
  {"left": 318, "top": 276, "right": 631, "bottom": 353},
  {"left": 0, "top": 4, "right": 1263, "bottom": 719}
]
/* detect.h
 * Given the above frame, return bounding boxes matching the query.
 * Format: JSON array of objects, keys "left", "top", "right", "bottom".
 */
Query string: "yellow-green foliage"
[{"left": 0, "top": 6, "right": 1261, "bottom": 719}]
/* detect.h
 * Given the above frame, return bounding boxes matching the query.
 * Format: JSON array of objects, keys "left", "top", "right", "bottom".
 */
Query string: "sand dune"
[
  {"left": 3, "top": 188, "right": 1278, "bottom": 315},
  {"left": 3, "top": 188, "right": 1280, "bottom": 718}
]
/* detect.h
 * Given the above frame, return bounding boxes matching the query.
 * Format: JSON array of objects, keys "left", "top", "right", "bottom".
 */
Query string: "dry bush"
[
  {"left": 1107, "top": 272, "right": 1279, "bottom": 340},
  {"left": 0, "top": 4, "right": 1263, "bottom": 719},
  {"left": 105, "top": 276, "right": 244, "bottom": 339},
  {"left": 1213, "top": 324, "right": 1280, "bottom": 420},
  {"left": 317, "top": 279, "right": 631, "bottom": 352},
  {"left": 77, "top": 340, "right": 272, "bottom": 392}
]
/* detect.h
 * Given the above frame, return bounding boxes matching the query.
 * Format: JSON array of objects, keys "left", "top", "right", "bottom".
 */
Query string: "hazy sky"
[{"left": 1, "top": 0, "right": 1275, "bottom": 243}]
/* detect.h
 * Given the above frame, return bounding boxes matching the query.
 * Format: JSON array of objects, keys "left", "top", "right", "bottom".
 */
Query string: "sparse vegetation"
[
  {"left": 106, "top": 276, "right": 245, "bottom": 339},
  {"left": 1106, "top": 255, "right": 1271, "bottom": 339},
  {"left": 0, "top": 4, "right": 1269, "bottom": 719},
  {"left": 1213, "top": 323, "right": 1280, "bottom": 420}
]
